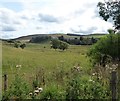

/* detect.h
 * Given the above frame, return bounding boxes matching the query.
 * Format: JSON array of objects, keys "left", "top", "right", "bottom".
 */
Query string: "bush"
[
  {"left": 2, "top": 74, "right": 30, "bottom": 100},
  {"left": 87, "top": 33, "right": 120, "bottom": 66},
  {"left": 14, "top": 43, "right": 19, "bottom": 48},
  {"left": 51, "top": 39, "right": 60, "bottom": 50},
  {"left": 29, "top": 36, "right": 51, "bottom": 43},
  {"left": 51, "top": 39, "right": 69, "bottom": 50},
  {"left": 39, "top": 84, "right": 65, "bottom": 100},
  {"left": 65, "top": 71, "right": 110, "bottom": 100},
  {"left": 20, "top": 43, "right": 26, "bottom": 49},
  {"left": 59, "top": 41, "right": 68, "bottom": 50}
]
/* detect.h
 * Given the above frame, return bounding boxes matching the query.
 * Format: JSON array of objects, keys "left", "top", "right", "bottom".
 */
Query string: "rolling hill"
[{"left": 7, "top": 33, "right": 106, "bottom": 42}]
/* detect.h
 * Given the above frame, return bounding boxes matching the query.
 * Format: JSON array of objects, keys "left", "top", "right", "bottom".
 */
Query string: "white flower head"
[
  {"left": 92, "top": 73, "right": 96, "bottom": 76},
  {"left": 89, "top": 79, "right": 93, "bottom": 82},
  {"left": 29, "top": 92, "right": 33, "bottom": 96},
  {"left": 38, "top": 87, "right": 43, "bottom": 92},
  {"left": 34, "top": 90, "right": 39, "bottom": 94},
  {"left": 16, "top": 65, "right": 22, "bottom": 68},
  {"left": 116, "top": 64, "right": 118, "bottom": 67}
]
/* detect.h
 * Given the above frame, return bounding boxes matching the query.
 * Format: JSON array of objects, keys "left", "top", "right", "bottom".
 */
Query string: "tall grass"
[
  {"left": 2, "top": 42, "right": 111, "bottom": 99},
  {"left": 2, "top": 43, "right": 92, "bottom": 87}
]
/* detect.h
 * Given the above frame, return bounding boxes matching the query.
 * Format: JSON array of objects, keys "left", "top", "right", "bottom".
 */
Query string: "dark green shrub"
[
  {"left": 2, "top": 74, "right": 30, "bottom": 100},
  {"left": 39, "top": 84, "right": 65, "bottom": 100},
  {"left": 59, "top": 41, "right": 68, "bottom": 51},
  {"left": 87, "top": 33, "right": 120, "bottom": 66},
  {"left": 51, "top": 39, "right": 69, "bottom": 50},
  {"left": 20, "top": 43, "right": 26, "bottom": 49},
  {"left": 65, "top": 68, "right": 111, "bottom": 100},
  {"left": 14, "top": 43, "right": 19, "bottom": 48}
]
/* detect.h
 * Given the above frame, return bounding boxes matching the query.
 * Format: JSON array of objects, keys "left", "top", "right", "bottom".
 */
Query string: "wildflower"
[
  {"left": 92, "top": 73, "right": 96, "bottom": 76},
  {"left": 76, "top": 67, "right": 80, "bottom": 71},
  {"left": 92, "top": 80, "right": 95, "bottom": 83},
  {"left": 105, "top": 64, "right": 109, "bottom": 68},
  {"left": 34, "top": 90, "right": 39, "bottom": 94},
  {"left": 110, "top": 67, "right": 113, "bottom": 70},
  {"left": 34, "top": 93, "right": 37, "bottom": 96},
  {"left": 16, "top": 65, "right": 21, "bottom": 68},
  {"left": 116, "top": 64, "right": 118, "bottom": 67},
  {"left": 112, "top": 64, "right": 116, "bottom": 68},
  {"left": 112, "top": 64, "right": 118, "bottom": 70},
  {"left": 29, "top": 92, "right": 33, "bottom": 96},
  {"left": 89, "top": 79, "right": 93, "bottom": 82},
  {"left": 73, "top": 66, "right": 76, "bottom": 69},
  {"left": 38, "top": 87, "right": 43, "bottom": 92}
]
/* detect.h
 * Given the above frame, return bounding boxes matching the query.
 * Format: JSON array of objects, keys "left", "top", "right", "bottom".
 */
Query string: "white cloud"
[
  {"left": 0, "top": 8, "right": 27, "bottom": 30},
  {"left": 0, "top": 0, "right": 114, "bottom": 39}
]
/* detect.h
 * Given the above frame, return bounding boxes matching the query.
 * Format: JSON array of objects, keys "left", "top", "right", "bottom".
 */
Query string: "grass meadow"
[
  {"left": 2, "top": 42, "right": 92, "bottom": 86},
  {"left": 2, "top": 41, "right": 112, "bottom": 99}
]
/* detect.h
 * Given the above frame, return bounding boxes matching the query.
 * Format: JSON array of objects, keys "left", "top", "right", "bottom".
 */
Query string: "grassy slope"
[
  {"left": 2, "top": 42, "right": 92, "bottom": 87},
  {"left": 14, "top": 33, "right": 106, "bottom": 42}
]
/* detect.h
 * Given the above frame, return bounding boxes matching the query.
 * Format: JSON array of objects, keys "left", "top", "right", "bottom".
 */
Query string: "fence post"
[
  {"left": 4, "top": 74, "right": 7, "bottom": 91},
  {"left": 110, "top": 71, "right": 117, "bottom": 100}
]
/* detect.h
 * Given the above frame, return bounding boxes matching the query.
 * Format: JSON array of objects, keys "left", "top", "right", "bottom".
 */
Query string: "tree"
[
  {"left": 91, "top": 37, "right": 97, "bottom": 44},
  {"left": 29, "top": 36, "right": 51, "bottom": 43},
  {"left": 14, "top": 43, "right": 19, "bottom": 48},
  {"left": 79, "top": 36, "right": 83, "bottom": 41},
  {"left": 51, "top": 39, "right": 69, "bottom": 51},
  {"left": 88, "top": 0, "right": 120, "bottom": 66},
  {"left": 97, "top": 1, "right": 120, "bottom": 29},
  {"left": 87, "top": 32, "right": 120, "bottom": 66},
  {"left": 20, "top": 43, "right": 26, "bottom": 49},
  {"left": 58, "top": 35, "right": 64, "bottom": 41},
  {"left": 51, "top": 39, "right": 60, "bottom": 50},
  {"left": 59, "top": 41, "right": 68, "bottom": 51},
  {"left": 7, "top": 40, "right": 14, "bottom": 44}
]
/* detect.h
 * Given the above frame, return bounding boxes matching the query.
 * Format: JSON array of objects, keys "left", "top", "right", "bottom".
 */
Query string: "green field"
[
  {"left": 2, "top": 42, "right": 92, "bottom": 86},
  {"left": 2, "top": 40, "right": 112, "bottom": 99}
]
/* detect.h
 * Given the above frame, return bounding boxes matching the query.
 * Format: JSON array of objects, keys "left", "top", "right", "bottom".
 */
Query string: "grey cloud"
[
  {"left": 38, "top": 13, "right": 59, "bottom": 23},
  {"left": 71, "top": 26, "right": 97, "bottom": 34},
  {"left": 1, "top": 34, "right": 14, "bottom": 39},
  {"left": 0, "top": 8, "right": 24, "bottom": 25},
  {"left": 2, "top": 25, "right": 16, "bottom": 31},
  {"left": 21, "top": 16, "right": 29, "bottom": 20},
  {"left": 74, "top": 2, "right": 97, "bottom": 16},
  {"left": 36, "top": 26, "right": 42, "bottom": 29},
  {"left": 0, "top": 8, "right": 26, "bottom": 32},
  {"left": 0, "top": 11, "right": 11, "bottom": 24}
]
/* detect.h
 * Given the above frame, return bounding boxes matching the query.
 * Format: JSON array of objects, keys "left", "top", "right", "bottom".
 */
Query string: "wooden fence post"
[
  {"left": 4, "top": 74, "right": 7, "bottom": 91},
  {"left": 110, "top": 71, "right": 117, "bottom": 100}
]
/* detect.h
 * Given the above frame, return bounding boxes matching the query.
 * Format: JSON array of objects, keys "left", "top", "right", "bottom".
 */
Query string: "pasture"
[
  {"left": 2, "top": 42, "right": 92, "bottom": 87},
  {"left": 2, "top": 41, "right": 111, "bottom": 99}
]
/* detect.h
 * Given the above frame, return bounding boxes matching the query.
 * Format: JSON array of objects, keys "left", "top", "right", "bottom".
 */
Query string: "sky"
[{"left": 0, "top": 0, "right": 113, "bottom": 39}]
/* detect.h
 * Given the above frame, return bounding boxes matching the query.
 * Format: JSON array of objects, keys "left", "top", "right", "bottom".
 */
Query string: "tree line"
[{"left": 29, "top": 35, "right": 99, "bottom": 45}]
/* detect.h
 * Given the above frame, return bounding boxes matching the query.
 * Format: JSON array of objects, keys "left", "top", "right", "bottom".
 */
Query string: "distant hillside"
[
  {"left": 14, "top": 34, "right": 47, "bottom": 41},
  {"left": 67, "top": 33, "right": 106, "bottom": 37},
  {"left": 2, "top": 33, "right": 106, "bottom": 42}
]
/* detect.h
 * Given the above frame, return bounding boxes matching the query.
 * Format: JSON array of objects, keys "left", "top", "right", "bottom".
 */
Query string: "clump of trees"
[
  {"left": 88, "top": 0, "right": 120, "bottom": 66},
  {"left": 87, "top": 32, "right": 120, "bottom": 66},
  {"left": 58, "top": 35, "right": 98, "bottom": 45},
  {"left": 20, "top": 44, "right": 26, "bottom": 49},
  {"left": 29, "top": 36, "right": 51, "bottom": 43},
  {"left": 97, "top": 1, "right": 120, "bottom": 29},
  {"left": 51, "top": 39, "right": 68, "bottom": 51},
  {"left": 14, "top": 43, "right": 19, "bottom": 48},
  {"left": 14, "top": 43, "right": 26, "bottom": 49},
  {"left": 29, "top": 34, "right": 99, "bottom": 45}
]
